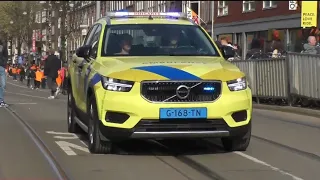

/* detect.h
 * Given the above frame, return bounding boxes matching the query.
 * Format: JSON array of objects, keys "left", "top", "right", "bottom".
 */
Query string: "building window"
[
  {"left": 263, "top": 1, "right": 277, "bottom": 9},
  {"left": 58, "top": 17, "right": 61, "bottom": 29},
  {"left": 136, "top": 1, "right": 144, "bottom": 12},
  {"left": 147, "top": 1, "right": 154, "bottom": 12},
  {"left": 51, "top": 25, "right": 55, "bottom": 35},
  {"left": 111, "top": 1, "right": 114, "bottom": 11},
  {"left": 217, "top": 1, "right": 228, "bottom": 16},
  {"left": 158, "top": 1, "right": 166, "bottom": 12},
  {"left": 41, "top": 11, "right": 46, "bottom": 23},
  {"left": 243, "top": 1, "right": 255, "bottom": 12}
]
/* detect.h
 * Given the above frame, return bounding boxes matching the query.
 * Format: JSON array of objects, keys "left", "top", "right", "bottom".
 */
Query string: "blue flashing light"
[
  {"left": 117, "top": 9, "right": 128, "bottom": 12},
  {"left": 203, "top": 87, "right": 215, "bottom": 91},
  {"left": 114, "top": 12, "right": 129, "bottom": 17},
  {"left": 164, "top": 12, "right": 181, "bottom": 17}
]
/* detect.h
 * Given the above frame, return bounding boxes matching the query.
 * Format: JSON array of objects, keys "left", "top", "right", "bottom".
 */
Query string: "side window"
[
  {"left": 83, "top": 25, "right": 98, "bottom": 46},
  {"left": 89, "top": 24, "right": 102, "bottom": 58}
]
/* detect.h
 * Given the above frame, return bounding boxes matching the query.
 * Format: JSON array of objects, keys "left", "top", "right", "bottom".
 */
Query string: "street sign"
[
  {"left": 289, "top": 1, "right": 297, "bottom": 10},
  {"left": 301, "top": 1, "right": 318, "bottom": 28}
]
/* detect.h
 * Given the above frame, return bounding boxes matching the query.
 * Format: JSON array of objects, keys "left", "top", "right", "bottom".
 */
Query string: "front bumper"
[
  {"left": 98, "top": 119, "right": 251, "bottom": 140},
  {"left": 93, "top": 81, "right": 252, "bottom": 140}
]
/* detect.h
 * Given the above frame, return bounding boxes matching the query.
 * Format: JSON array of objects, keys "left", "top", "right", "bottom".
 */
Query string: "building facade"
[
  {"left": 65, "top": 1, "right": 320, "bottom": 58},
  {"left": 33, "top": 1, "right": 319, "bottom": 60},
  {"left": 212, "top": 1, "right": 319, "bottom": 57}
]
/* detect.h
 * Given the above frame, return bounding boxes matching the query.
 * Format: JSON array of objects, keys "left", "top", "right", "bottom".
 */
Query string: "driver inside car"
[
  {"left": 167, "top": 31, "right": 181, "bottom": 48},
  {"left": 115, "top": 34, "right": 133, "bottom": 55}
]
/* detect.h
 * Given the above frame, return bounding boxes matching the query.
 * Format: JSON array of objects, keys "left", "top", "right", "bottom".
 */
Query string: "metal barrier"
[
  {"left": 231, "top": 53, "right": 320, "bottom": 103},
  {"left": 232, "top": 58, "right": 288, "bottom": 99},
  {"left": 288, "top": 53, "right": 320, "bottom": 100}
]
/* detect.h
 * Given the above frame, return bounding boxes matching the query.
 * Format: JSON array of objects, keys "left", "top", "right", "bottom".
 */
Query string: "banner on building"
[
  {"left": 301, "top": 1, "right": 318, "bottom": 28},
  {"left": 186, "top": 7, "right": 199, "bottom": 25}
]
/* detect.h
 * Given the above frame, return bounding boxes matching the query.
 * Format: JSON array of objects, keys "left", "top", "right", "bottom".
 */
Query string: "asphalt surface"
[{"left": 1, "top": 78, "right": 320, "bottom": 180}]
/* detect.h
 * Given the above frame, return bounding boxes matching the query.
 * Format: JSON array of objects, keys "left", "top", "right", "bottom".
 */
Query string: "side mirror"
[
  {"left": 221, "top": 46, "right": 235, "bottom": 60},
  {"left": 76, "top": 45, "right": 91, "bottom": 59}
]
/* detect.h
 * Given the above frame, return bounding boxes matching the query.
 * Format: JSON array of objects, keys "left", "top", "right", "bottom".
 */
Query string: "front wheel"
[
  {"left": 67, "top": 88, "right": 82, "bottom": 133},
  {"left": 221, "top": 122, "right": 251, "bottom": 152},
  {"left": 87, "top": 95, "right": 112, "bottom": 154}
]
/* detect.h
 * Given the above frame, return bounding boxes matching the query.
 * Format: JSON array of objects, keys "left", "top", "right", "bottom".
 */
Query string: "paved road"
[{"left": 2, "top": 79, "right": 320, "bottom": 180}]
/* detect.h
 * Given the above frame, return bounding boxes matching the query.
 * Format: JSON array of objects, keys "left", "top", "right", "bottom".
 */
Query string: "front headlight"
[
  {"left": 227, "top": 77, "right": 247, "bottom": 91},
  {"left": 101, "top": 77, "right": 134, "bottom": 92}
]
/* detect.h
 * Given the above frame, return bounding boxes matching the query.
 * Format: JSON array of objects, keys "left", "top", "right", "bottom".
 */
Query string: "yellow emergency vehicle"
[{"left": 67, "top": 12, "right": 252, "bottom": 154}]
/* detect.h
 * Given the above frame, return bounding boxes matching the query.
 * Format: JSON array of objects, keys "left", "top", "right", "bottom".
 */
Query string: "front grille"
[
  {"left": 135, "top": 119, "right": 227, "bottom": 132},
  {"left": 141, "top": 81, "right": 221, "bottom": 102}
]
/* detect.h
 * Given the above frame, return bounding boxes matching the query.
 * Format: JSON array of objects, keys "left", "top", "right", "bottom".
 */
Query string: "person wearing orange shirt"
[
  {"left": 12, "top": 65, "right": 17, "bottom": 81},
  {"left": 55, "top": 69, "right": 62, "bottom": 96},
  {"left": 35, "top": 68, "right": 43, "bottom": 89}
]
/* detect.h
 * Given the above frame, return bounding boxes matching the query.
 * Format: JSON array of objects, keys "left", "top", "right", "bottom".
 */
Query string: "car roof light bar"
[{"left": 106, "top": 12, "right": 188, "bottom": 19}]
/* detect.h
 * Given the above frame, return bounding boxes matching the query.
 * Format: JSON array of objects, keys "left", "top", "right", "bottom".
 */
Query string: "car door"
[
  {"left": 78, "top": 24, "right": 103, "bottom": 114},
  {"left": 73, "top": 25, "right": 98, "bottom": 109}
]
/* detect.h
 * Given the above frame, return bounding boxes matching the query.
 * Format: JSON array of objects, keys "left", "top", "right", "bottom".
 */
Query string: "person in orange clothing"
[
  {"left": 35, "top": 68, "right": 43, "bottom": 89},
  {"left": 11, "top": 65, "right": 17, "bottom": 81},
  {"left": 55, "top": 69, "right": 62, "bottom": 96},
  {"left": 30, "top": 64, "right": 37, "bottom": 71}
]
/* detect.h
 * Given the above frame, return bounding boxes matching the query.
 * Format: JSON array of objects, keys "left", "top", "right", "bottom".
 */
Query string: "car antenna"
[{"left": 148, "top": 15, "right": 153, "bottom": 20}]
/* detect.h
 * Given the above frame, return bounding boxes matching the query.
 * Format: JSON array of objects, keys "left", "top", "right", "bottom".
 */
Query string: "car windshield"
[{"left": 102, "top": 24, "right": 219, "bottom": 56}]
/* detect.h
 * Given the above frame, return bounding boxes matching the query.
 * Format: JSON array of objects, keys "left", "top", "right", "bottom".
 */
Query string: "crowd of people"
[
  {"left": 5, "top": 62, "right": 67, "bottom": 97},
  {"left": 0, "top": 47, "right": 68, "bottom": 108}
]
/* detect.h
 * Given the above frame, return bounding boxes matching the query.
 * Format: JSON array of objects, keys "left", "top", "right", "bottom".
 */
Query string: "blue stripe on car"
[{"left": 133, "top": 65, "right": 201, "bottom": 80}]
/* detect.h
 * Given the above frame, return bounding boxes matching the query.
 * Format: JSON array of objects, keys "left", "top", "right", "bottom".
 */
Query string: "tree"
[
  {"left": 51, "top": 1, "right": 82, "bottom": 61},
  {"left": 0, "top": 1, "right": 39, "bottom": 55}
]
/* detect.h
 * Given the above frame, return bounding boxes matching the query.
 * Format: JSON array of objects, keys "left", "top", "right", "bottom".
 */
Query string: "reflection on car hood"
[{"left": 93, "top": 56, "right": 245, "bottom": 82}]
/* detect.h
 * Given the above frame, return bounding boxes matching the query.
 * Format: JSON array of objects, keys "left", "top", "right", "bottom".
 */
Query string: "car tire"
[
  {"left": 87, "top": 95, "right": 112, "bottom": 154},
  {"left": 221, "top": 122, "right": 251, "bottom": 152},
  {"left": 67, "top": 87, "right": 82, "bottom": 133}
]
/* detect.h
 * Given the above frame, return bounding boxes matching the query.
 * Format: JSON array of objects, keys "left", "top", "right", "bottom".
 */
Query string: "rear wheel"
[
  {"left": 221, "top": 122, "right": 251, "bottom": 151},
  {"left": 87, "top": 95, "right": 112, "bottom": 154},
  {"left": 67, "top": 87, "right": 82, "bottom": 133}
]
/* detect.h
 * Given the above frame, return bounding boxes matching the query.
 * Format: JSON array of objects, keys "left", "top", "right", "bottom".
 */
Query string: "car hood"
[{"left": 94, "top": 56, "right": 245, "bottom": 82}]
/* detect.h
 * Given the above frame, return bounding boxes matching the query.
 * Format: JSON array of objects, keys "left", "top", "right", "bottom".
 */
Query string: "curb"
[{"left": 253, "top": 104, "right": 320, "bottom": 118}]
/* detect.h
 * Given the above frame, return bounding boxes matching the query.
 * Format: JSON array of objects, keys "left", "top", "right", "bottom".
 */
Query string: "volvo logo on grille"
[{"left": 176, "top": 85, "right": 190, "bottom": 99}]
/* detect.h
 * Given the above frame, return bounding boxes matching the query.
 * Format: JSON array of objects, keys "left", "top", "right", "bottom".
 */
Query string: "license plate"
[{"left": 159, "top": 108, "right": 207, "bottom": 119}]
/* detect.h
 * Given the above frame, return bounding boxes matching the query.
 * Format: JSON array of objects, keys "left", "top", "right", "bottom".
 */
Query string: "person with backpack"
[{"left": 0, "top": 39, "right": 9, "bottom": 107}]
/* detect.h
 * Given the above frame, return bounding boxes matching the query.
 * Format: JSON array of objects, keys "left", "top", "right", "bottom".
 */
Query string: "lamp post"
[
  {"left": 9, "top": 21, "right": 14, "bottom": 63},
  {"left": 39, "top": 1, "right": 46, "bottom": 58},
  {"left": 22, "top": 11, "right": 28, "bottom": 54},
  {"left": 65, "top": 2, "right": 75, "bottom": 61}
]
